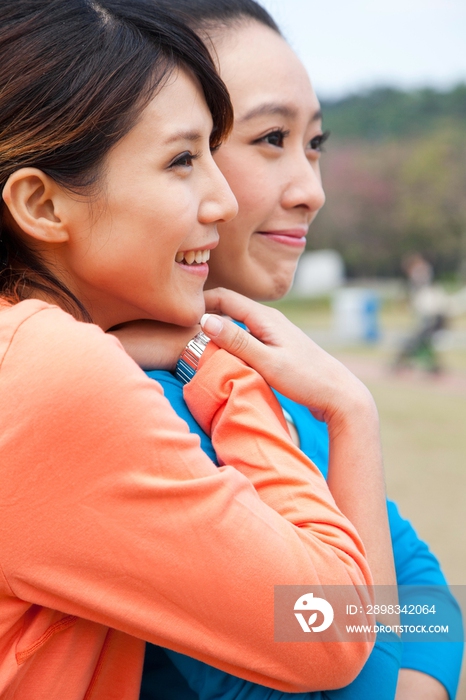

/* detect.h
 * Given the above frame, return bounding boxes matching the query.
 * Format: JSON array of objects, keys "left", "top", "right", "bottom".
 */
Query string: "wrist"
[{"left": 326, "top": 386, "right": 379, "bottom": 438}]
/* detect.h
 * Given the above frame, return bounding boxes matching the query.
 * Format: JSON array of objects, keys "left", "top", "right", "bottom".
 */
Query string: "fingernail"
[{"left": 200, "top": 313, "right": 223, "bottom": 337}]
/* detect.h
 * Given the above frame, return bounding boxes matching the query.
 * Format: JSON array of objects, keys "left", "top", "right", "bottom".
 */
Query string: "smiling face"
[
  {"left": 205, "top": 21, "right": 326, "bottom": 301},
  {"left": 55, "top": 68, "right": 237, "bottom": 329}
]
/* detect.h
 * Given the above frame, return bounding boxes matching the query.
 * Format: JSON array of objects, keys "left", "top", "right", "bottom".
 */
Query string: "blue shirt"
[{"left": 140, "top": 370, "right": 462, "bottom": 700}]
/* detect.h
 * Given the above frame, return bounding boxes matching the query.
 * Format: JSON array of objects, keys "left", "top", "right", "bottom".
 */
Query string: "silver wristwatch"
[{"left": 175, "top": 331, "right": 211, "bottom": 384}]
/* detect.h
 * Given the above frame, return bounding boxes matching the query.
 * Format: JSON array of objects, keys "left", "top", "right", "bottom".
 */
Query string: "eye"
[
  {"left": 255, "top": 128, "right": 290, "bottom": 148},
  {"left": 308, "top": 130, "right": 330, "bottom": 153},
  {"left": 169, "top": 151, "right": 200, "bottom": 169}
]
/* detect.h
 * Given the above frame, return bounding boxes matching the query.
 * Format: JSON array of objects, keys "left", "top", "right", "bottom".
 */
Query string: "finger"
[
  {"left": 203, "top": 288, "right": 278, "bottom": 342},
  {"left": 200, "top": 313, "right": 270, "bottom": 369},
  {"left": 203, "top": 288, "right": 255, "bottom": 322}
]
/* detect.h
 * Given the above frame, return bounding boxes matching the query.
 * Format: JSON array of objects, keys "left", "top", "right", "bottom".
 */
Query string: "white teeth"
[{"left": 175, "top": 249, "right": 211, "bottom": 264}]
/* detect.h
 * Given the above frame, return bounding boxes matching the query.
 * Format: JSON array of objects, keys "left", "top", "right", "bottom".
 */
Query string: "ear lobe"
[{"left": 2, "top": 168, "right": 70, "bottom": 244}]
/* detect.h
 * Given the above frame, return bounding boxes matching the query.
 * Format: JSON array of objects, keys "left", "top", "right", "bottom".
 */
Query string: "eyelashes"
[
  {"left": 254, "top": 128, "right": 331, "bottom": 152},
  {"left": 168, "top": 143, "right": 221, "bottom": 170},
  {"left": 169, "top": 129, "right": 331, "bottom": 167},
  {"left": 169, "top": 151, "right": 201, "bottom": 168},
  {"left": 255, "top": 129, "right": 290, "bottom": 148},
  {"left": 309, "top": 130, "right": 330, "bottom": 152}
]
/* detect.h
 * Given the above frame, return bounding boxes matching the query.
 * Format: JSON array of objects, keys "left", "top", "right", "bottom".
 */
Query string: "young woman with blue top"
[{"left": 114, "top": 1, "right": 463, "bottom": 698}]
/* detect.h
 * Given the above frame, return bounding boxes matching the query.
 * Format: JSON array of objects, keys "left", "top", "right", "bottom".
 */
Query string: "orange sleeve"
[
  {"left": 188, "top": 342, "right": 372, "bottom": 581},
  {"left": 0, "top": 301, "right": 372, "bottom": 693}
]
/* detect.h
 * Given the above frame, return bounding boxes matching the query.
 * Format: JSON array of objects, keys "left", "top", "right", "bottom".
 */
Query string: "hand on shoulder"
[{"left": 202, "top": 287, "right": 377, "bottom": 429}]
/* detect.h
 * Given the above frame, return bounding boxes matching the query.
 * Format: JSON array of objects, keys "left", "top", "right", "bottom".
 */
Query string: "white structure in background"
[{"left": 292, "top": 249, "right": 345, "bottom": 297}]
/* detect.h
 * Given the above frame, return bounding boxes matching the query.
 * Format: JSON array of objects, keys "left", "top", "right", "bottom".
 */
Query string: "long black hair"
[{"left": 0, "top": 0, "right": 233, "bottom": 319}]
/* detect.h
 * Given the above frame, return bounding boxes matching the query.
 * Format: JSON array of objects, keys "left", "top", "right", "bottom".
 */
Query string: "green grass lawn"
[
  {"left": 353, "top": 371, "right": 466, "bottom": 699},
  {"left": 270, "top": 294, "right": 466, "bottom": 696},
  {"left": 364, "top": 374, "right": 466, "bottom": 584},
  {"left": 269, "top": 295, "right": 466, "bottom": 581}
]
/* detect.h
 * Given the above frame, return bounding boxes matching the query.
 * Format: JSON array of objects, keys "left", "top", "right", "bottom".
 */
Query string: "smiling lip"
[
  {"left": 257, "top": 228, "right": 308, "bottom": 247},
  {"left": 175, "top": 240, "right": 218, "bottom": 277},
  {"left": 176, "top": 261, "right": 210, "bottom": 277}
]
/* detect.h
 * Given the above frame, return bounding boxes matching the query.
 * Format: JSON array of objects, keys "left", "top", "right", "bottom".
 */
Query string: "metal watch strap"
[{"left": 175, "top": 330, "right": 211, "bottom": 384}]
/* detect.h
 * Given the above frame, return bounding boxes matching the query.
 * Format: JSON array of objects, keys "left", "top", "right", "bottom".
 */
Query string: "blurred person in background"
[{"left": 393, "top": 253, "right": 448, "bottom": 374}]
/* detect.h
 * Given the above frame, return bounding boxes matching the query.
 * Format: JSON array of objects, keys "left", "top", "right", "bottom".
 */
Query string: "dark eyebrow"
[
  {"left": 238, "top": 103, "right": 322, "bottom": 124},
  {"left": 164, "top": 129, "right": 203, "bottom": 145}
]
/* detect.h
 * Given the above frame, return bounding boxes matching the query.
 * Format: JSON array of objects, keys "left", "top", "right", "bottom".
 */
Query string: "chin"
[
  {"left": 245, "top": 257, "right": 296, "bottom": 301},
  {"left": 162, "top": 290, "right": 204, "bottom": 327},
  {"left": 268, "top": 263, "right": 298, "bottom": 300},
  {"left": 271, "top": 278, "right": 294, "bottom": 300},
  {"left": 176, "top": 306, "right": 205, "bottom": 327},
  {"left": 252, "top": 273, "right": 294, "bottom": 302}
]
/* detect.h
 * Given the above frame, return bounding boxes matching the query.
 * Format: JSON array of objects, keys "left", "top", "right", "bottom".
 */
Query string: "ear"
[{"left": 2, "top": 168, "right": 70, "bottom": 244}]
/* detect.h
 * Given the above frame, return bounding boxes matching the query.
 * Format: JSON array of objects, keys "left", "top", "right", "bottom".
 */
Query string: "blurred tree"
[
  {"left": 399, "top": 128, "right": 466, "bottom": 277},
  {"left": 321, "top": 84, "right": 466, "bottom": 139},
  {"left": 310, "top": 85, "right": 466, "bottom": 277}
]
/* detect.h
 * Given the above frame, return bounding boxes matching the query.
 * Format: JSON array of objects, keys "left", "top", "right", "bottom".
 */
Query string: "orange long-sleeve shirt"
[{"left": 0, "top": 299, "right": 373, "bottom": 700}]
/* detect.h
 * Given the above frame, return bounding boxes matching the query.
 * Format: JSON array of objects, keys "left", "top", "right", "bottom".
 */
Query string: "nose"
[
  {"left": 281, "top": 151, "right": 326, "bottom": 215},
  {"left": 198, "top": 159, "right": 238, "bottom": 225}
]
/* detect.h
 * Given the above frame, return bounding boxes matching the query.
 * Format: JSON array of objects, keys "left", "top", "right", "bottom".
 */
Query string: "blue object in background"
[
  {"left": 333, "top": 288, "right": 380, "bottom": 343},
  {"left": 363, "top": 291, "right": 380, "bottom": 342}
]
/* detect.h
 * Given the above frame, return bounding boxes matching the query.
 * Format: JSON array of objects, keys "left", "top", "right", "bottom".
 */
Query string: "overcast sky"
[{"left": 259, "top": 0, "right": 466, "bottom": 100}]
